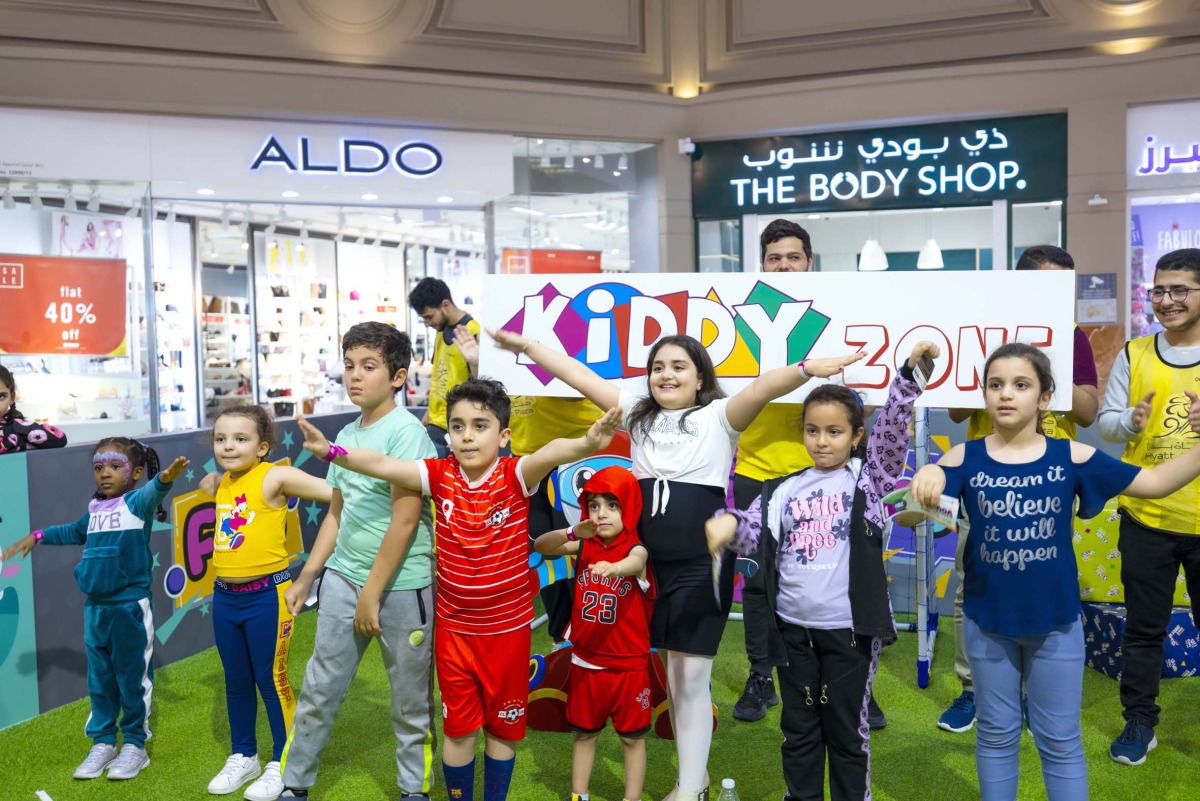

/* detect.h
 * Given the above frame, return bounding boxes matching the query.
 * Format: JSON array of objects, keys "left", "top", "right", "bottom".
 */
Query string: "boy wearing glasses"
[{"left": 1100, "top": 247, "right": 1200, "bottom": 767}]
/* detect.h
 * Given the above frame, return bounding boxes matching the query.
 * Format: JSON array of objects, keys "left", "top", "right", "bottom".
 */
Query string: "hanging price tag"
[{"left": 0, "top": 254, "right": 127, "bottom": 355}]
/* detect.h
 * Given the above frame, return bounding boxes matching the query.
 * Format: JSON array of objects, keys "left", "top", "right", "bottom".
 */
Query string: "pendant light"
[{"left": 916, "top": 211, "right": 944, "bottom": 269}]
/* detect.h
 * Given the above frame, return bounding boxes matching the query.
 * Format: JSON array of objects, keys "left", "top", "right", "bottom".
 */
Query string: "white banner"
[{"left": 477, "top": 271, "right": 1075, "bottom": 409}]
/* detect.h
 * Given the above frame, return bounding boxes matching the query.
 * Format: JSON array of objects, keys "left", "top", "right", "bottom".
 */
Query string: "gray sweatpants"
[{"left": 281, "top": 570, "right": 436, "bottom": 794}]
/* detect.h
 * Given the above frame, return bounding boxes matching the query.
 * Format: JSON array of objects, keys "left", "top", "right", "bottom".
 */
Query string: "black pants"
[
  {"left": 1118, "top": 515, "right": 1200, "bottom": 727},
  {"left": 528, "top": 477, "right": 574, "bottom": 642},
  {"left": 734, "top": 475, "right": 774, "bottom": 677},
  {"left": 777, "top": 622, "right": 879, "bottom": 801}
]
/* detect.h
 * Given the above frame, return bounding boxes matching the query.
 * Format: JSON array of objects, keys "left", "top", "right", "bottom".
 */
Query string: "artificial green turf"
[{"left": 4, "top": 610, "right": 1200, "bottom": 800}]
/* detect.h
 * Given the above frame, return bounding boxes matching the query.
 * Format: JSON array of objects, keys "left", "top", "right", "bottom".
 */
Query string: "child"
[
  {"left": 279, "top": 322, "right": 440, "bottom": 801},
  {"left": 296, "top": 377, "right": 622, "bottom": 801},
  {"left": 0, "top": 364, "right": 68, "bottom": 452},
  {"left": 197, "top": 406, "right": 332, "bottom": 801},
  {"left": 534, "top": 465, "right": 653, "bottom": 801},
  {"left": 706, "top": 341, "right": 937, "bottom": 801},
  {"left": 490, "top": 328, "right": 865, "bottom": 801},
  {"left": 1, "top": 439, "right": 188, "bottom": 781},
  {"left": 908, "top": 342, "right": 1200, "bottom": 801}
]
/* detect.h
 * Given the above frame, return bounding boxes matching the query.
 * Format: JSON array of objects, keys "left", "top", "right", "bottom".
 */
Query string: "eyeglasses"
[{"left": 1146, "top": 287, "right": 1200, "bottom": 303}]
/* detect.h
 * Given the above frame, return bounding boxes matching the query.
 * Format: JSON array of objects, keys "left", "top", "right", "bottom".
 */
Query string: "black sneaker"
[
  {"left": 867, "top": 693, "right": 887, "bottom": 730},
  {"left": 278, "top": 789, "right": 308, "bottom": 798},
  {"left": 733, "top": 672, "right": 779, "bottom": 721}
]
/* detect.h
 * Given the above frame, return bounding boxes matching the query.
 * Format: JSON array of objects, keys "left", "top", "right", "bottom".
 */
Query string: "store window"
[
  {"left": 197, "top": 218, "right": 253, "bottom": 425},
  {"left": 698, "top": 219, "right": 742, "bottom": 273},
  {"left": 0, "top": 182, "right": 154, "bottom": 441}
]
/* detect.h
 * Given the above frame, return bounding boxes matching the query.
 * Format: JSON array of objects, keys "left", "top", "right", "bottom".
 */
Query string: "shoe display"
[
  {"left": 106, "top": 744, "right": 150, "bottom": 780},
  {"left": 733, "top": 672, "right": 779, "bottom": 722},
  {"left": 937, "top": 690, "right": 977, "bottom": 733},
  {"left": 867, "top": 693, "right": 887, "bottom": 730},
  {"left": 73, "top": 743, "right": 118, "bottom": 780},
  {"left": 1110, "top": 720, "right": 1157, "bottom": 766},
  {"left": 207, "top": 753, "right": 261, "bottom": 795},
  {"left": 243, "top": 760, "right": 283, "bottom": 801}
]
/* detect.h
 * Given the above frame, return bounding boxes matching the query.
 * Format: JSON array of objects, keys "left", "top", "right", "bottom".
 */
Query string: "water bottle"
[{"left": 716, "top": 778, "right": 740, "bottom": 801}]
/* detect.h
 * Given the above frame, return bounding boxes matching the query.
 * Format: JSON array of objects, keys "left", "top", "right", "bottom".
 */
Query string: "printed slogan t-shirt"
[{"left": 941, "top": 437, "right": 1138, "bottom": 637}]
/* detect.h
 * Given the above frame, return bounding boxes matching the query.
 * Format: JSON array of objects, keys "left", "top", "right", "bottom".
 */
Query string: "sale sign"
[
  {"left": 478, "top": 271, "right": 1075, "bottom": 410},
  {"left": 0, "top": 254, "right": 127, "bottom": 355}
]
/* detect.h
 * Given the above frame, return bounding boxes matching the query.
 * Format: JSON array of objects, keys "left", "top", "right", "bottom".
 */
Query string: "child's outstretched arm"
[
  {"left": 862, "top": 341, "right": 940, "bottom": 497},
  {"left": 519, "top": 407, "right": 622, "bottom": 491},
  {"left": 725, "top": 351, "right": 867, "bottom": 432},
  {"left": 706, "top": 493, "right": 764, "bottom": 558},
  {"left": 533, "top": 520, "right": 596, "bottom": 557},
  {"left": 296, "top": 415, "right": 422, "bottom": 491},
  {"left": 2, "top": 507, "right": 92, "bottom": 559},
  {"left": 489, "top": 327, "right": 621, "bottom": 411},
  {"left": 590, "top": 544, "right": 649, "bottom": 580},
  {"left": 265, "top": 465, "right": 335, "bottom": 505}
]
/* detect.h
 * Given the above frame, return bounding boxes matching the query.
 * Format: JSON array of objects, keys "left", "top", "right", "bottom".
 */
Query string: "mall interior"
[{"left": 3, "top": 0, "right": 1200, "bottom": 797}]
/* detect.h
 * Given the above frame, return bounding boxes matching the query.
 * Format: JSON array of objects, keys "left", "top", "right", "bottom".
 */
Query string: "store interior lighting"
[
  {"left": 617, "top": 154, "right": 629, "bottom": 171},
  {"left": 859, "top": 238, "right": 888, "bottom": 271},
  {"left": 126, "top": 201, "right": 140, "bottom": 218},
  {"left": 1, "top": 185, "right": 14, "bottom": 211},
  {"left": 916, "top": 212, "right": 944, "bottom": 269},
  {"left": 29, "top": 188, "right": 43, "bottom": 211},
  {"left": 595, "top": 154, "right": 605, "bottom": 169},
  {"left": 86, "top": 186, "right": 101, "bottom": 212},
  {"left": 63, "top": 186, "right": 77, "bottom": 211}
]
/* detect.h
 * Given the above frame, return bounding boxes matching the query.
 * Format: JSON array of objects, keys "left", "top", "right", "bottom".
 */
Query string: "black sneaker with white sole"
[{"left": 733, "top": 672, "right": 779, "bottom": 721}]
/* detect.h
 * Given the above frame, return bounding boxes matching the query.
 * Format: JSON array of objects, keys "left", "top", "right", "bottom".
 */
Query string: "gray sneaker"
[
  {"left": 74, "top": 743, "right": 118, "bottom": 779},
  {"left": 106, "top": 743, "right": 150, "bottom": 780}
]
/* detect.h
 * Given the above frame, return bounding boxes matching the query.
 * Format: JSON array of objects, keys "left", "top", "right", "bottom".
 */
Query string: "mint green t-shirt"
[{"left": 325, "top": 406, "right": 436, "bottom": 591}]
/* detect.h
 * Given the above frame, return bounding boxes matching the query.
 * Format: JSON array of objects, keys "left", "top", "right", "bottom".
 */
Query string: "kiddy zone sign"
[
  {"left": 479, "top": 272, "right": 1074, "bottom": 410},
  {"left": 691, "top": 114, "right": 1067, "bottom": 218}
]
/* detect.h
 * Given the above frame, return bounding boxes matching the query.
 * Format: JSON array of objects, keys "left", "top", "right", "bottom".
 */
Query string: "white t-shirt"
[{"left": 618, "top": 389, "right": 740, "bottom": 514}]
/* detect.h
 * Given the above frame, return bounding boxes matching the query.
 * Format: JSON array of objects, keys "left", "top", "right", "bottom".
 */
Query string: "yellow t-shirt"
[
  {"left": 427, "top": 314, "right": 481, "bottom": 432},
  {"left": 734, "top": 402, "right": 814, "bottom": 482},
  {"left": 214, "top": 461, "right": 290, "bottom": 578},
  {"left": 966, "top": 409, "right": 1077, "bottom": 442},
  {"left": 510, "top": 396, "right": 603, "bottom": 456},
  {"left": 1119, "top": 335, "right": 1200, "bottom": 535}
]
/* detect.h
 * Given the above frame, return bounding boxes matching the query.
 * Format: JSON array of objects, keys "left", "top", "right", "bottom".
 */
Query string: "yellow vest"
[
  {"left": 1119, "top": 335, "right": 1200, "bottom": 535},
  {"left": 428, "top": 315, "right": 481, "bottom": 432},
  {"left": 509, "top": 396, "right": 603, "bottom": 456},
  {"left": 214, "top": 461, "right": 291, "bottom": 578},
  {"left": 967, "top": 409, "right": 1077, "bottom": 442},
  {"left": 734, "top": 402, "right": 814, "bottom": 482}
]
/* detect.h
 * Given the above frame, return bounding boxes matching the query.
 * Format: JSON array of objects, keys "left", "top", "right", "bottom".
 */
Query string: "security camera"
[{"left": 678, "top": 137, "right": 696, "bottom": 156}]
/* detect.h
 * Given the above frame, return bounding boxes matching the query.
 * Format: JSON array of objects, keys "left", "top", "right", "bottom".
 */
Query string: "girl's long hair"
[
  {"left": 625, "top": 335, "right": 726, "bottom": 440},
  {"left": 802, "top": 385, "right": 868, "bottom": 461}
]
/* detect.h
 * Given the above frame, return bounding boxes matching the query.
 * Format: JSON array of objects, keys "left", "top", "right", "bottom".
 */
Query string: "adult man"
[
  {"left": 409, "top": 277, "right": 480, "bottom": 457},
  {"left": 1100, "top": 248, "right": 1200, "bottom": 766}
]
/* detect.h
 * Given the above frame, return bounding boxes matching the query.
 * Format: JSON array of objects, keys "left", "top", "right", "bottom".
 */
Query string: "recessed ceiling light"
[
  {"left": 361, "top": 193, "right": 379, "bottom": 201},
  {"left": 808, "top": 214, "right": 821, "bottom": 220},
  {"left": 437, "top": 196, "right": 453, "bottom": 204},
  {"left": 282, "top": 190, "right": 300, "bottom": 198},
  {"left": 196, "top": 188, "right": 215, "bottom": 196},
  {"left": 613, "top": 171, "right": 621, "bottom": 177},
  {"left": 536, "top": 139, "right": 545, "bottom": 144}
]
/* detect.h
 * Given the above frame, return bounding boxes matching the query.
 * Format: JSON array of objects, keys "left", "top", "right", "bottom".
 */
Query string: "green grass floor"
[{"left": 5, "top": 608, "right": 1200, "bottom": 800}]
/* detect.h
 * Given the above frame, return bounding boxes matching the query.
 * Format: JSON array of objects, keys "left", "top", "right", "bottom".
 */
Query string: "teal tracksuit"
[{"left": 42, "top": 477, "right": 170, "bottom": 748}]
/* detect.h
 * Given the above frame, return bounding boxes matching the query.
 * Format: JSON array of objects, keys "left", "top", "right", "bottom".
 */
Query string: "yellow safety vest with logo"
[
  {"left": 1119, "top": 335, "right": 1200, "bottom": 535},
  {"left": 428, "top": 315, "right": 481, "bottom": 432},
  {"left": 967, "top": 409, "right": 1077, "bottom": 442}
]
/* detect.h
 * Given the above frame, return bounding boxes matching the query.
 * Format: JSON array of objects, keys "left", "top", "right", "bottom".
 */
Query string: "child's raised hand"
[
  {"left": 2, "top": 534, "right": 38, "bottom": 562},
  {"left": 585, "top": 407, "right": 624, "bottom": 450},
  {"left": 705, "top": 513, "right": 738, "bottom": 558},
  {"left": 909, "top": 465, "right": 947, "bottom": 508},
  {"left": 906, "top": 340, "right": 941, "bottom": 368},
  {"left": 1131, "top": 391, "right": 1156, "bottom": 433},
  {"left": 801, "top": 350, "right": 868, "bottom": 378},
  {"left": 572, "top": 520, "right": 599, "bottom": 540},
  {"left": 452, "top": 325, "right": 480, "bottom": 372},
  {"left": 487, "top": 326, "right": 532, "bottom": 355},
  {"left": 159, "top": 456, "right": 190, "bottom": 484},
  {"left": 590, "top": 560, "right": 619, "bottom": 579},
  {"left": 295, "top": 414, "right": 331, "bottom": 460}
]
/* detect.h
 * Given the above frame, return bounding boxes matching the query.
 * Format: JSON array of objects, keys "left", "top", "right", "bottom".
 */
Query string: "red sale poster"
[
  {"left": 0, "top": 254, "right": 128, "bottom": 356},
  {"left": 501, "top": 248, "right": 603, "bottom": 274}
]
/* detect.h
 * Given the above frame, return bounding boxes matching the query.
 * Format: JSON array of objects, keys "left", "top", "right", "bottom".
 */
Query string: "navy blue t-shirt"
[{"left": 942, "top": 437, "right": 1139, "bottom": 637}]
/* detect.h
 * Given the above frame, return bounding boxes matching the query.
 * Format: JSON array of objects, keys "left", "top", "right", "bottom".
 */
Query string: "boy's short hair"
[
  {"left": 1156, "top": 248, "right": 1200, "bottom": 283},
  {"left": 445, "top": 377, "right": 511, "bottom": 429},
  {"left": 760, "top": 218, "right": 813, "bottom": 261},
  {"left": 342, "top": 321, "right": 412, "bottom": 379},
  {"left": 1016, "top": 245, "right": 1074, "bottom": 271},
  {"left": 408, "top": 277, "right": 454, "bottom": 314}
]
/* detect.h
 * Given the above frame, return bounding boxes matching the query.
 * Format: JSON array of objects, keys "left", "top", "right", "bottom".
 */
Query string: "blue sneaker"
[
  {"left": 1110, "top": 720, "right": 1157, "bottom": 766},
  {"left": 938, "top": 690, "right": 976, "bottom": 733}
]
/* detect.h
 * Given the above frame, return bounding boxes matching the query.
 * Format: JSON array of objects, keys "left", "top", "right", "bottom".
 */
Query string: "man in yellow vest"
[
  {"left": 409, "top": 277, "right": 480, "bottom": 457},
  {"left": 1100, "top": 248, "right": 1200, "bottom": 766},
  {"left": 938, "top": 245, "right": 1099, "bottom": 733},
  {"left": 732, "top": 219, "right": 885, "bottom": 729}
]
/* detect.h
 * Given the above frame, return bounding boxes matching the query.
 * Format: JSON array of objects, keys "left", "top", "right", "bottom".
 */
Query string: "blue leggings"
[
  {"left": 963, "top": 615, "right": 1086, "bottom": 801},
  {"left": 213, "top": 575, "right": 295, "bottom": 760}
]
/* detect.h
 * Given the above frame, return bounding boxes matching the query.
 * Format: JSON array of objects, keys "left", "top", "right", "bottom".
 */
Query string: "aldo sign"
[{"left": 250, "top": 136, "right": 444, "bottom": 177}]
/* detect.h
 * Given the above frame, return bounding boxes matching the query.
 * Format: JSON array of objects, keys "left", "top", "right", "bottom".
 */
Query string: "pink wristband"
[
  {"left": 799, "top": 360, "right": 813, "bottom": 378},
  {"left": 33, "top": 530, "right": 44, "bottom": 543},
  {"left": 564, "top": 526, "right": 577, "bottom": 542},
  {"left": 323, "top": 444, "right": 348, "bottom": 463}
]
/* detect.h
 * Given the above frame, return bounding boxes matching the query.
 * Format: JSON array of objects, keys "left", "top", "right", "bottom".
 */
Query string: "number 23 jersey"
[{"left": 572, "top": 526, "right": 655, "bottom": 670}]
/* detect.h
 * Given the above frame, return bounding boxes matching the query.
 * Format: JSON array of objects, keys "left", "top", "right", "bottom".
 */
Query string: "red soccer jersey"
[
  {"left": 420, "top": 455, "right": 535, "bottom": 634},
  {"left": 571, "top": 526, "right": 655, "bottom": 670}
]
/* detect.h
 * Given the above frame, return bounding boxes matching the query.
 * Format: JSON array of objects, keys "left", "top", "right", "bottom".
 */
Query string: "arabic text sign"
[
  {"left": 478, "top": 272, "right": 1075, "bottom": 410},
  {"left": 1127, "top": 100, "right": 1200, "bottom": 182},
  {"left": 692, "top": 114, "right": 1067, "bottom": 218}
]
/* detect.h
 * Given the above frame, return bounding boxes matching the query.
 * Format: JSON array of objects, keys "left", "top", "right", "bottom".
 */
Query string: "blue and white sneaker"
[
  {"left": 937, "top": 690, "right": 977, "bottom": 733},
  {"left": 1110, "top": 720, "right": 1157, "bottom": 766}
]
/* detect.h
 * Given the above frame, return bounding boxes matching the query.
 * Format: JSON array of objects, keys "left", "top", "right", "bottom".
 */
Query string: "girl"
[
  {"left": 490, "top": 327, "right": 864, "bottom": 801},
  {"left": 198, "top": 406, "right": 332, "bottom": 801},
  {"left": 0, "top": 365, "right": 68, "bottom": 452},
  {"left": 706, "top": 340, "right": 938, "bottom": 801},
  {"left": 908, "top": 342, "right": 1200, "bottom": 801},
  {"left": 2, "top": 438, "right": 188, "bottom": 781}
]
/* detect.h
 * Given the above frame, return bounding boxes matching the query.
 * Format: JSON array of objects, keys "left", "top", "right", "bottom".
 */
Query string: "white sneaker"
[
  {"left": 208, "top": 754, "right": 261, "bottom": 795},
  {"left": 244, "top": 761, "right": 283, "bottom": 801},
  {"left": 74, "top": 743, "right": 118, "bottom": 779},
  {"left": 106, "top": 744, "right": 150, "bottom": 780}
]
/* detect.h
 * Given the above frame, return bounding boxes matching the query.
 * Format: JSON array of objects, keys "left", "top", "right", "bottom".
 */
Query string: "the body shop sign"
[
  {"left": 0, "top": 255, "right": 127, "bottom": 356},
  {"left": 692, "top": 114, "right": 1067, "bottom": 218}
]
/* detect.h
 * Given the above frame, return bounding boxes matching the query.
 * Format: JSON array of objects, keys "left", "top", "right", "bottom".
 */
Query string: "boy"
[
  {"left": 533, "top": 466, "right": 653, "bottom": 801},
  {"left": 296, "top": 378, "right": 622, "bottom": 801},
  {"left": 278, "top": 322, "right": 437, "bottom": 800}
]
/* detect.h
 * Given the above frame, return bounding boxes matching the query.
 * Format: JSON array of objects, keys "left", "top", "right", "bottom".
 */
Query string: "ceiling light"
[
  {"left": 613, "top": 171, "right": 621, "bottom": 177},
  {"left": 437, "top": 196, "right": 454, "bottom": 204},
  {"left": 220, "top": 204, "right": 231, "bottom": 230},
  {"left": 540, "top": 156, "right": 552, "bottom": 168},
  {"left": 86, "top": 187, "right": 100, "bottom": 212},
  {"left": 582, "top": 157, "right": 591, "bottom": 165},
  {"left": 807, "top": 213, "right": 821, "bottom": 220},
  {"left": 300, "top": 222, "right": 309, "bottom": 238},
  {"left": 278, "top": 206, "right": 289, "bottom": 223},
  {"left": 858, "top": 238, "right": 889, "bottom": 272},
  {"left": 166, "top": 204, "right": 176, "bottom": 224},
  {"left": 373, "top": 234, "right": 382, "bottom": 247},
  {"left": 281, "top": 190, "right": 299, "bottom": 198},
  {"left": 265, "top": 223, "right": 276, "bottom": 234},
  {"left": 1088, "top": 194, "right": 1109, "bottom": 206},
  {"left": 564, "top": 154, "right": 575, "bottom": 169},
  {"left": 617, "top": 154, "right": 629, "bottom": 171},
  {"left": 30, "top": 190, "right": 43, "bottom": 211},
  {"left": 334, "top": 231, "right": 344, "bottom": 243},
  {"left": 63, "top": 190, "right": 77, "bottom": 212},
  {"left": 125, "top": 202, "right": 140, "bottom": 218},
  {"left": 356, "top": 233, "right": 365, "bottom": 245},
  {"left": 917, "top": 239, "right": 944, "bottom": 269},
  {"left": 241, "top": 241, "right": 249, "bottom": 251},
  {"left": 595, "top": 154, "right": 605, "bottom": 169},
  {"left": 535, "top": 139, "right": 545, "bottom": 145},
  {"left": 2, "top": 187, "right": 16, "bottom": 211},
  {"left": 362, "top": 193, "right": 379, "bottom": 201},
  {"left": 196, "top": 188, "right": 215, "bottom": 196},
  {"left": 393, "top": 209, "right": 403, "bottom": 225},
  {"left": 227, "top": 264, "right": 236, "bottom": 274},
  {"left": 337, "top": 208, "right": 347, "bottom": 228}
]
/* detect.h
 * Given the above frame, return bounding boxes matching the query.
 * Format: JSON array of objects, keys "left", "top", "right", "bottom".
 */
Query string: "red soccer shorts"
[
  {"left": 435, "top": 625, "right": 532, "bottom": 740},
  {"left": 566, "top": 664, "right": 652, "bottom": 737}
]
